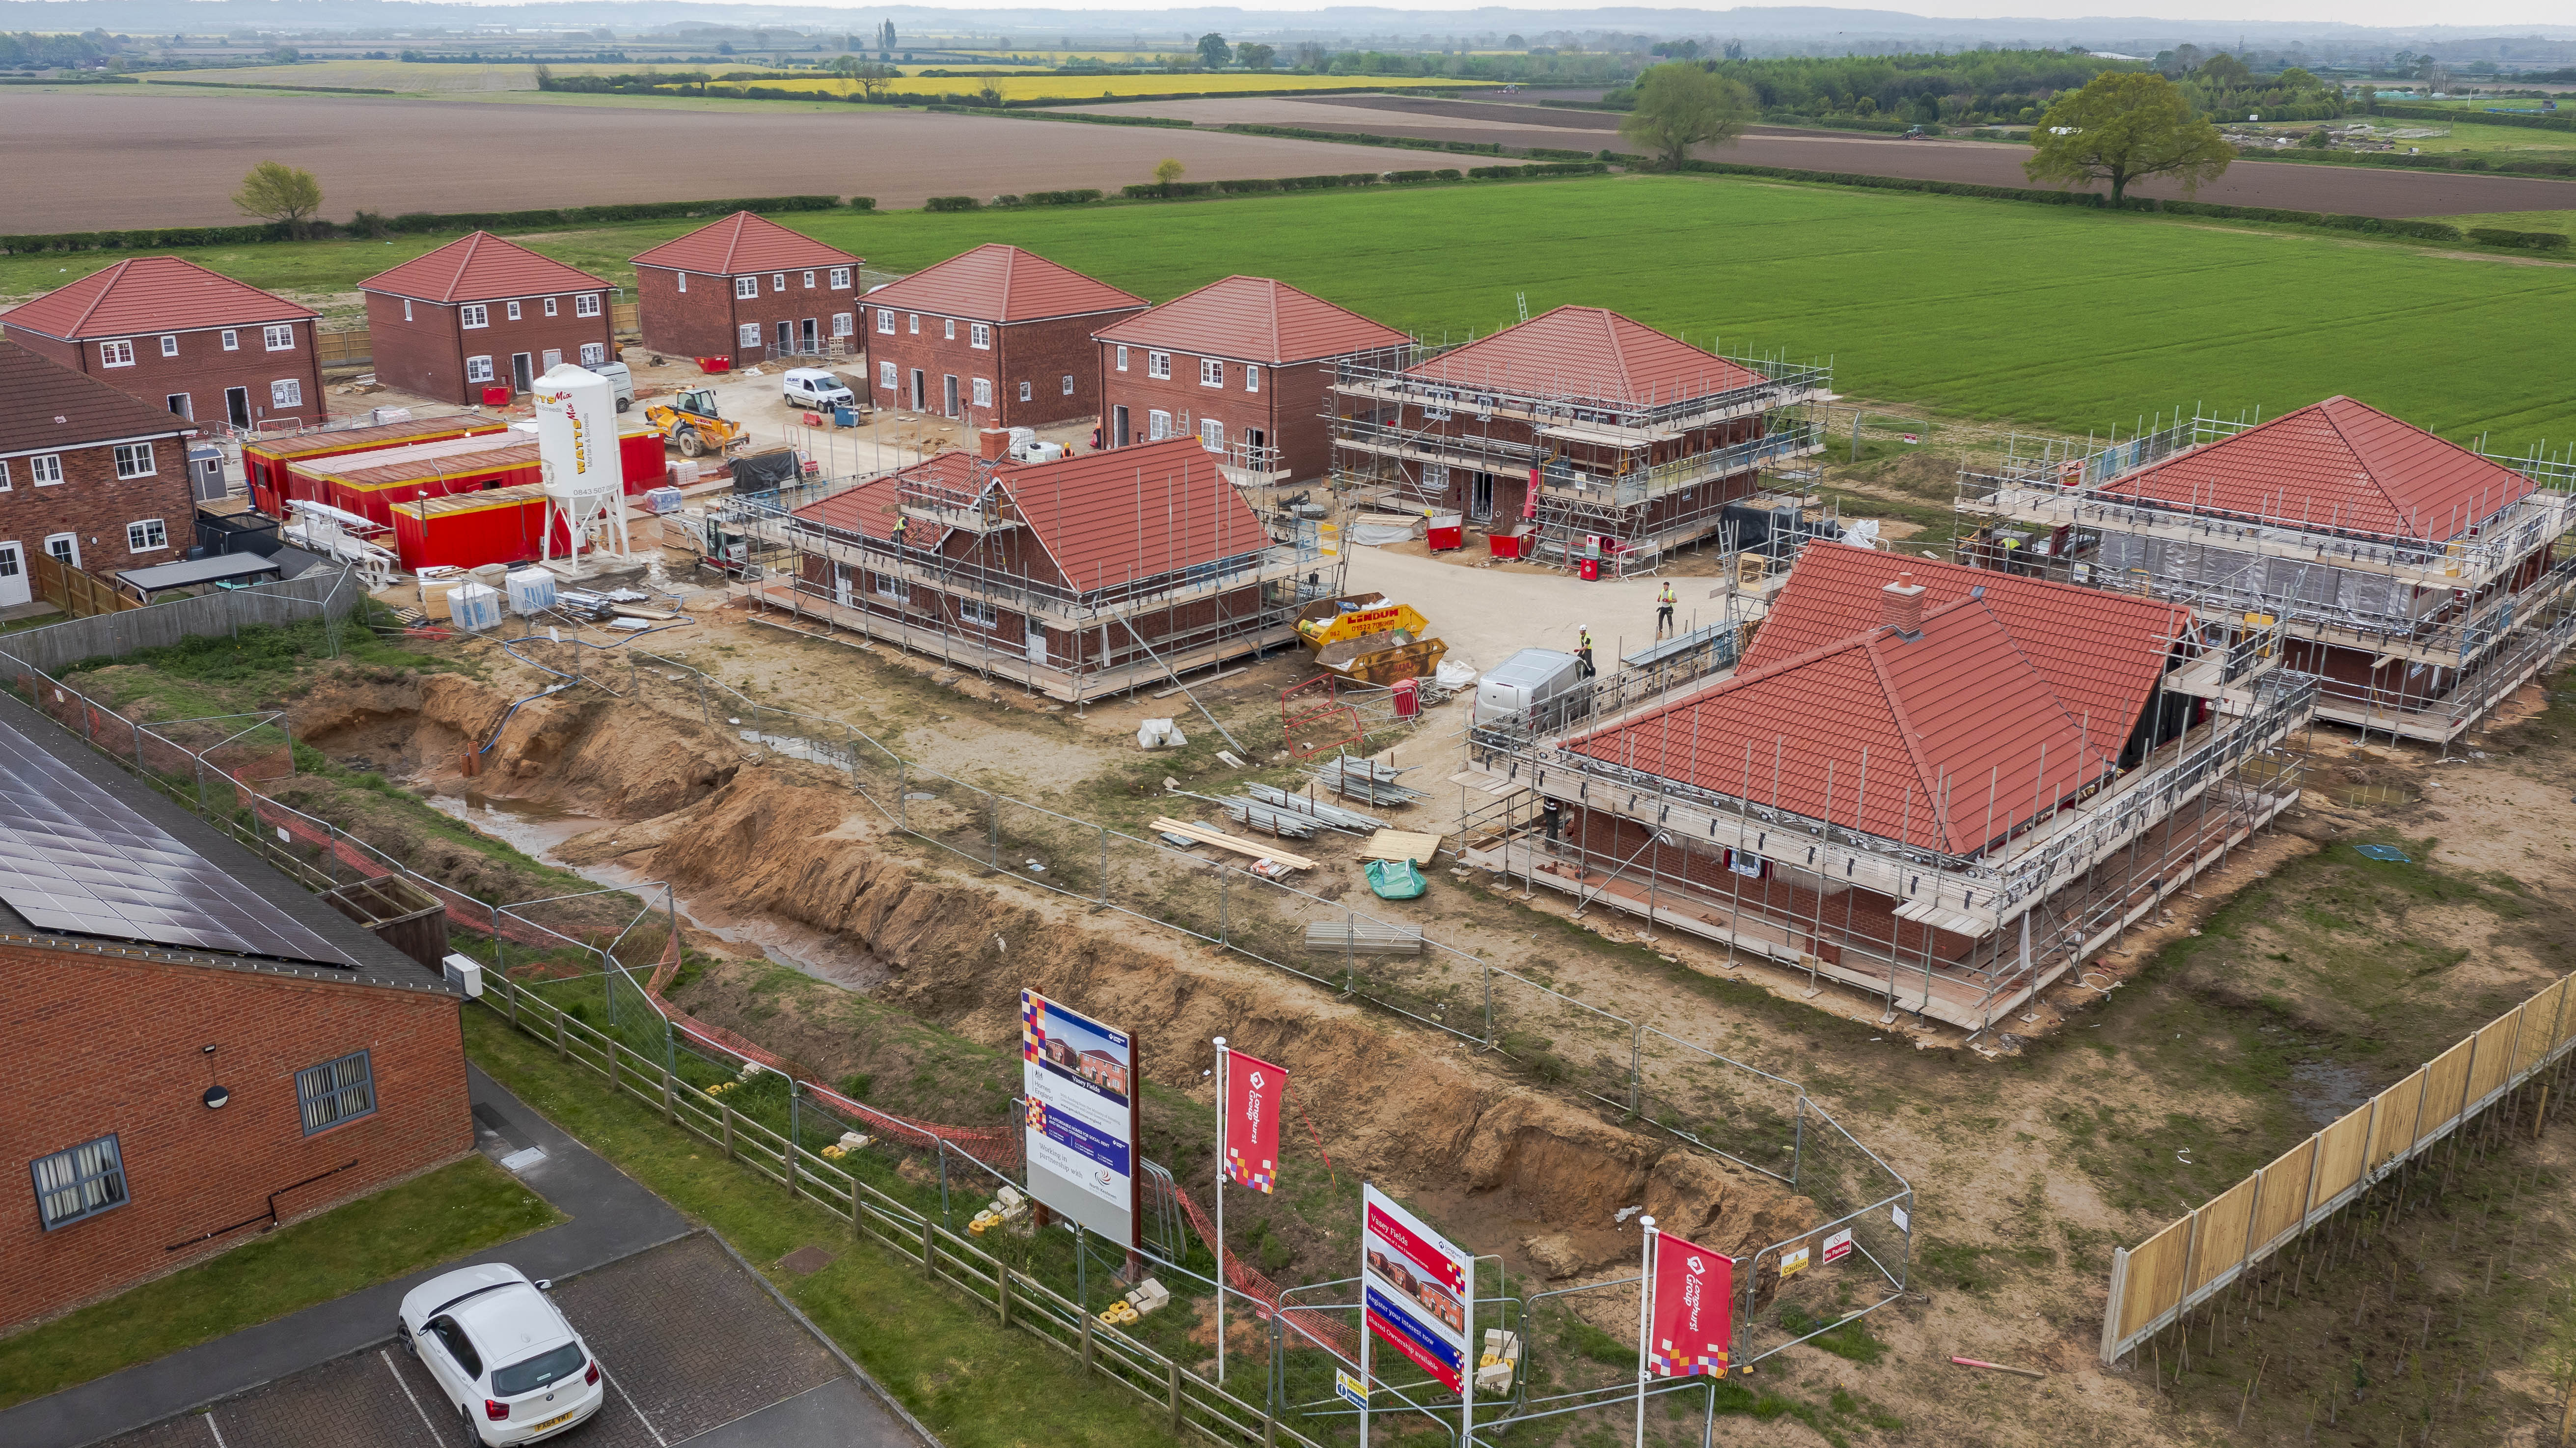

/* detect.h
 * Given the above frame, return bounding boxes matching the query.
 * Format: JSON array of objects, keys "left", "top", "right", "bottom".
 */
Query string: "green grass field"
[
  {"left": 2430, "top": 208, "right": 2576, "bottom": 236},
  {"left": 8, "top": 173, "right": 2568, "bottom": 442}
]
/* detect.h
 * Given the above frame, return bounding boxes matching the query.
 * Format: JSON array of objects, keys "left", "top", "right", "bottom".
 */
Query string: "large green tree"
[
  {"left": 2024, "top": 71, "right": 2232, "bottom": 206},
  {"left": 1617, "top": 61, "right": 1754, "bottom": 167},
  {"left": 1196, "top": 32, "right": 1231, "bottom": 68},
  {"left": 231, "top": 161, "right": 323, "bottom": 237}
]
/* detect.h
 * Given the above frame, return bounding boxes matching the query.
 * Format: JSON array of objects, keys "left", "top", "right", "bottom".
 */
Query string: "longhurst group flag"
[
  {"left": 1221, "top": 1049, "right": 1286, "bottom": 1194},
  {"left": 1647, "top": 1230, "right": 1734, "bottom": 1377}
]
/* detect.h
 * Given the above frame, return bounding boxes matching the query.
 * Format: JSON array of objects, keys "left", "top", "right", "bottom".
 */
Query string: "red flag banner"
[
  {"left": 1647, "top": 1232, "right": 1734, "bottom": 1377},
  {"left": 1223, "top": 1050, "right": 1286, "bottom": 1194}
]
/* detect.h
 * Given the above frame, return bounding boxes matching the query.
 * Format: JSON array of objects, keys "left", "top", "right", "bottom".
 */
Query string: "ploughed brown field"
[{"left": 0, "top": 88, "right": 1398, "bottom": 230}]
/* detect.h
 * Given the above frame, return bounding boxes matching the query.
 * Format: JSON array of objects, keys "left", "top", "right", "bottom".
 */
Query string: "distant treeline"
[
  {"left": 1600, "top": 48, "right": 2349, "bottom": 128},
  {"left": 1, "top": 195, "right": 841, "bottom": 256},
  {"left": 0, "top": 28, "right": 126, "bottom": 68}
]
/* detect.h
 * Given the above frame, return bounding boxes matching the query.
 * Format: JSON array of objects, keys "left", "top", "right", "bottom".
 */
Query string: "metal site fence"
[
  {"left": 1, "top": 567, "right": 360, "bottom": 675},
  {"left": 518, "top": 638, "right": 1915, "bottom": 1372}
]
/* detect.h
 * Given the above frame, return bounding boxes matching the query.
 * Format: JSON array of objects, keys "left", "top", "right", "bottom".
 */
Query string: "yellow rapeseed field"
[{"left": 682, "top": 72, "right": 1484, "bottom": 102}]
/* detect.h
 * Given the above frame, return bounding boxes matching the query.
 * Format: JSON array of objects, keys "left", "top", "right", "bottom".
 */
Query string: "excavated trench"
[{"left": 294, "top": 671, "right": 1820, "bottom": 1287}]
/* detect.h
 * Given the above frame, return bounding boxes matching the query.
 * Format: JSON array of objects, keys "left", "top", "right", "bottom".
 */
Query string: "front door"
[
  {"left": 909, "top": 369, "right": 925, "bottom": 411},
  {"left": 0, "top": 542, "right": 26, "bottom": 609},
  {"left": 1470, "top": 472, "right": 1495, "bottom": 522},
  {"left": 225, "top": 387, "right": 251, "bottom": 428},
  {"left": 943, "top": 374, "right": 959, "bottom": 418},
  {"left": 834, "top": 563, "right": 853, "bottom": 609},
  {"left": 799, "top": 318, "right": 818, "bottom": 354},
  {"left": 1113, "top": 406, "right": 1129, "bottom": 447},
  {"left": 511, "top": 353, "right": 534, "bottom": 392},
  {"left": 1025, "top": 625, "right": 1047, "bottom": 666},
  {"left": 166, "top": 393, "right": 192, "bottom": 420},
  {"left": 777, "top": 321, "right": 794, "bottom": 354}
]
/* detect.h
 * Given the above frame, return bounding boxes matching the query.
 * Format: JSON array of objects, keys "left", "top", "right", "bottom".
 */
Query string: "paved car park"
[{"left": 95, "top": 1233, "right": 916, "bottom": 1448}]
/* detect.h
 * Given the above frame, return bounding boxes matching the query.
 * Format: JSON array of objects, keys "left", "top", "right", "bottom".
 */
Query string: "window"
[
  {"left": 908, "top": 313, "right": 919, "bottom": 334},
  {"left": 504, "top": 302, "right": 521, "bottom": 322},
  {"left": 46, "top": 534, "right": 77, "bottom": 565},
  {"left": 31, "top": 1135, "right": 125, "bottom": 1230},
  {"left": 738, "top": 322, "right": 761, "bottom": 348},
  {"left": 943, "top": 319, "right": 956, "bottom": 341},
  {"left": 221, "top": 328, "right": 240, "bottom": 351},
  {"left": 264, "top": 324, "right": 294, "bottom": 351},
  {"left": 1115, "top": 345, "right": 1128, "bottom": 372},
  {"left": 829, "top": 267, "right": 851, "bottom": 289},
  {"left": 676, "top": 273, "right": 688, "bottom": 294},
  {"left": 772, "top": 273, "right": 787, "bottom": 293},
  {"left": 1200, "top": 417, "right": 1225, "bottom": 452},
  {"left": 970, "top": 323, "right": 991, "bottom": 349},
  {"left": 30, "top": 454, "right": 64, "bottom": 486},
  {"left": 401, "top": 299, "right": 413, "bottom": 322},
  {"left": 0, "top": 460, "right": 9, "bottom": 490},
  {"left": 296, "top": 1050, "right": 376, "bottom": 1135},
  {"left": 735, "top": 276, "right": 760, "bottom": 300},
  {"left": 1246, "top": 364, "right": 1260, "bottom": 394},
  {"left": 541, "top": 348, "right": 561, "bottom": 371},
  {"left": 1148, "top": 410, "right": 1171, "bottom": 441},
  {"left": 972, "top": 377, "right": 992, "bottom": 407},
  {"left": 802, "top": 270, "right": 816, "bottom": 288},
  {"left": 878, "top": 360, "right": 896, "bottom": 389},
  {"left": 1018, "top": 380, "right": 1031, "bottom": 402},
  {"left": 1201, "top": 358, "right": 1224, "bottom": 387},
  {"left": 579, "top": 342, "right": 605, "bottom": 366},
  {"left": 466, "top": 355, "right": 494, "bottom": 384},
  {"left": 126, "top": 518, "right": 167, "bottom": 553},
  {"left": 114, "top": 442, "right": 156, "bottom": 478},
  {"left": 877, "top": 308, "right": 895, "bottom": 334},
  {"left": 575, "top": 293, "right": 601, "bottom": 317},
  {"left": 460, "top": 305, "right": 489, "bottom": 330},
  {"left": 160, "top": 334, "right": 179, "bottom": 358},
  {"left": 873, "top": 571, "right": 904, "bottom": 599},
  {"left": 1062, "top": 374, "right": 1075, "bottom": 396},
  {"left": 833, "top": 312, "right": 853, "bottom": 338},
  {"left": 271, "top": 379, "right": 301, "bottom": 409},
  {"left": 1423, "top": 461, "right": 1449, "bottom": 494},
  {"left": 542, "top": 297, "right": 558, "bottom": 317},
  {"left": 959, "top": 597, "right": 997, "bottom": 629},
  {"left": 1148, "top": 351, "right": 1171, "bottom": 380},
  {"left": 167, "top": 394, "right": 192, "bottom": 419},
  {"left": 99, "top": 340, "right": 135, "bottom": 368}
]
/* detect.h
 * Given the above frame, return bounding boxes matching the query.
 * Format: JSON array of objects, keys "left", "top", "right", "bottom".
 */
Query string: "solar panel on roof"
[{"left": 0, "top": 722, "right": 360, "bottom": 967}]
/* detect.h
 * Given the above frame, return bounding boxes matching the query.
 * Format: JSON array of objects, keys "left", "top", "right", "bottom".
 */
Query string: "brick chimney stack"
[
  {"left": 978, "top": 427, "right": 1012, "bottom": 461},
  {"left": 1882, "top": 572, "right": 1926, "bottom": 639}
]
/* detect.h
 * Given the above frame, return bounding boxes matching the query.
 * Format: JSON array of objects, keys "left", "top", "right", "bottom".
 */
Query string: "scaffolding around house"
[
  {"left": 1953, "top": 409, "right": 2576, "bottom": 745},
  {"left": 717, "top": 458, "right": 1345, "bottom": 706}
]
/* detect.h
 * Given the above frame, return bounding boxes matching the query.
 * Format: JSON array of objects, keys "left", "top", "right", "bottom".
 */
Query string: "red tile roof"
[
  {"left": 628, "top": 212, "right": 860, "bottom": 277},
  {"left": 1746, "top": 543, "right": 2188, "bottom": 747},
  {"left": 0, "top": 338, "right": 198, "bottom": 455},
  {"left": 359, "top": 232, "right": 609, "bottom": 304},
  {"left": 2, "top": 257, "right": 315, "bottom": 341},
  {"left": 861, "top": 244, "right": 1145, "bottom": 324},
  {"left": 1091, "top": 276, "right": 1408, "bottom": 364},
  {"left": 2096, "top": 396, "right": 2534, "bottom": 545},
  {"left": 1404, "top": 306, "right": 1764, "bottom": 407},
  {"left": 792, "top": 454, "right": 966, "bottom": 546}
]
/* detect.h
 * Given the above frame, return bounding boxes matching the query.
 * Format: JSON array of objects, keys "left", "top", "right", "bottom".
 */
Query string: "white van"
[
  {"left": 1473, "top": 648, "right": 1591, "bottom": 731},
  {"left": 782, "top": 367, "right": 857, "bottom": 412}
]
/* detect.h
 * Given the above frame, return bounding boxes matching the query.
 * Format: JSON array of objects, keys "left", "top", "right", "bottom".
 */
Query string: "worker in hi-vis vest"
[
  {"left": 1655, "top": 581, "right": 1677, "bottom": 639},
  {"left": 1576, "top": 625, "right": 1595, "bottom": 679},
  {"left": 890, "top": 513, "right": 908, "bottom": 554}
]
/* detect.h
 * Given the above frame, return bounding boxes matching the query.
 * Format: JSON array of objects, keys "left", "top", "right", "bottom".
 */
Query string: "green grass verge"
[
  {"left": 0, "top": 1156, "right": 556, "bottom": 1410},
  {"left": 460, "top": 1007, "right": 1190, "bottom": 1448}
]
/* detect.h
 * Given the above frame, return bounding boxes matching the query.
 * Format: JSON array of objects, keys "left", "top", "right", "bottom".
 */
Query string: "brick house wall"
[
  {"left": 0, "top": 435, "right": 196, "bottom": 578},
  {"left": 7, "top": 321, "right": 327, "bottom": 431},
  {"left": 1098, "top": 347, "right": 1351, "bottom": 482},
  {"left": 0, "top": 947, "right": 471, "bottom": 1333},
  {"left": 363, "top": 291, "right": 614, "bottom": 405},
  {"left": 636, "top": 265, "right": 862, "bottom": 371},
  {"left": 1380, "top": 411, "right": 1771, "bottom": 526},
  {"left": 864, "top": 303, "right": 1140, "bottom": 431}
]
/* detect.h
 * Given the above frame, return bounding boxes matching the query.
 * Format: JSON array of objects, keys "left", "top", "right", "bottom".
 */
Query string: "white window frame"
[
  {"left": 877, "top": 308, "right": 895, "bottom": 334},
  {"left": 878, "top": 360, "right": 897, "bottom": 390},
  {"left": 802, "top": 270, "right": 816, "bottom": 288},
  {"left": 543, "top": 296, "right": 558, "bottom": 317},
  {"left": 579, "top": 342, "right": 605, "bottom": 366},
  {"left": 1148, "top": 410, "right": 1171, "bottom": 441},
  {"left": 159, "top": 334, "right": 179, "bottom": 358},
  {"left": 126, "top": 517, "right": 168, "bottom": 553},
  {"left": 833, "top": 312, "right": 854, "bottom": 338},
  {"left": 1148, "top": 350, "right": 1171, "bottom": 380},
  {"left": 270, "top": 379, "right": 301, "bottom": 409},
  {"left": 113, "top": 443, "right": 155, "bottom": 479},
  {"left": 829, "top": 267, "right": 851, "bottom": 289},
  {"left": 221, "top": 328, "right": 241, "bottom": 350},
  {"left": 296, "top": 1050, "right": 376, "bottom": 1136},
  {"left": 466, "top": 355, "right": 494, "bottom": 384},
  {"left": 1246, "top": 364, "right": 1261, "bottom": 393},
  {"left": 1199, "top": 417, "right": 1225, "bottom": 452},
  {"left": 45, "top": 532, "right": 78, "bottom": 567},
  {"left": 735, "top": 276, "right": 760, "bottom": 300},
  {"left": 1018, "top": 380, "right": 1032, "bottom": 402},
  {"left": 970, "top": 323, "right": 991, "bottom": 350},
  {"left": 401, "top": 299, "right": 413, "bottom": 322},
  {"left": 99, "top": 340, "right": 135, "bottom": 368},
  {"left": 676, "top": 273, "right": 688, "bottom": 294},
  {"left": 1115, "top": 344, "right": 1129, "bottom": 372},
  {"left": 1200, "top": 357, "right": 1224, "bottom": 388},
  {"left": 958, "top": 597, "right": 998, "bottom": 629},
  {"left": 943, "top": 318, "right": 956, "bottom": 341},
  {"left": 264, "top": 324, "right": 294, "bottom": 351},
  {"left": 772, "top": 273, "right": 787, "bottom": 293},
  {"left": 738, "top": 322, "right": 761, "bottom": 348},
  {"left": 1062, "top": 374, "right": 1075, "bottom": 396},
  {"left": 30, "top": 454, "right": 65, "bottom": 486},
  {"left": 972, "top": 377, "right": 992, "bottom": 408},
  {"left": 1, "top": 460, "right": 11, "bottom": 490},
  {"left": 504, "top": 301, "right": 521, "bottom": 322},
  {"left": 31, "top": 1134, "right": 125, "bottom": 1231},
  {"left": 872, "top": 570, "right": 904, "bottom": 599},
  {"left": 908, "top": 313, "right": 920, "bottom": 334},
  {"left": 460, "top": 305, "right": 489, "bottom": 330},
  {"left": 575, "top": 292, "right": 601, "bottom": 317}
]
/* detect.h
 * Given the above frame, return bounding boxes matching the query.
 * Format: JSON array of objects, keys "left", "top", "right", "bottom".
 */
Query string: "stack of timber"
[
  {"left": 1149, "top": 817, "right": 1318, "bottom": 872},
  {"left": 1302, "top": 918, "right": 1425, "bottom": 956},
  {"left": 1215, "top": 797, "right": 1320, "bottom": 839},
  {"left": 1245, "top": 781, "right": 1391, "bottom": 834},
  {"left": 1313, "top": 755, "right": 1428, "bottom": 807}
]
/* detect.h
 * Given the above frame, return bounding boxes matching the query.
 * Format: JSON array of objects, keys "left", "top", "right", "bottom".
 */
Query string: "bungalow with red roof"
[
  {"left": 1, "top": 256, "right": 325, "bottom": 431},
  {"left": 1460, "top": 543, "right": 2312, "bottom": 1031},
  {"left": 1955, "top": 396, "right": 2576, "bottom": 743},
  {"left": 861, "top": 244, "right": 1145, "bottom": 431},
  {"left": 630, "top": 212, "right": 864, "bottom": 371},
  {"left": 743, "top": 434, "right": 1311, "bottom": 701},
  {"left": 1093, "top": 276, "right": 1408, "bottom": 489},
  {"left": 1330, "top": 306, "right": 1830, "bottom": 569},
  {"left": 358, "top": 232, "right": 614, "bottom": 404}
]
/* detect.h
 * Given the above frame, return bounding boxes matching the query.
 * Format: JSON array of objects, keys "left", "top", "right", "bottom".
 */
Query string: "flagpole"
[
  {"left": 1635, "top": 1215, "right": 1657, "bottom": 1448},
  {"left": 1213, "top": 1036, "right": 1228, "bottom": 1387}
]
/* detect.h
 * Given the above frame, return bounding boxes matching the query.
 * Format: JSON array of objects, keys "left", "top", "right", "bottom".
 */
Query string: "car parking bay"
[{"left": 105, "top": 1232, "right": 915, "bottom": 1448}]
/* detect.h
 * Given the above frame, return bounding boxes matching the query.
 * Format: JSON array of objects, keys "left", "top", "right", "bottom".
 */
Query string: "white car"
[
  {"left": 782, "top": 367, "right": 857, "bottom": 412},
  {"left": 399, "top": 1264, "right": 605, "bottom": 1445}
]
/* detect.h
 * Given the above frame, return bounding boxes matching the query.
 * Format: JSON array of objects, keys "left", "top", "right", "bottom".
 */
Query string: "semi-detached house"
[
  {"left": 630, "top": 211, "right": 864, "bottom": 371},
  {"left": 0, "top": 338, "right": 197, "bottom": 610},
  {"left": 862, "top": 244, "right": 1144, "bottom": 432},
  {"left": 359, "top": 232, "right": 614, "bottom": 405},
  {"left": 0, "top": 256, "right": 325, "bottom": 432}
]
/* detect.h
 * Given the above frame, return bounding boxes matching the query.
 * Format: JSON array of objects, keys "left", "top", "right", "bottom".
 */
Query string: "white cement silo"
[{"left": 532, "top": 362, "right": 628, "bottom": 564}]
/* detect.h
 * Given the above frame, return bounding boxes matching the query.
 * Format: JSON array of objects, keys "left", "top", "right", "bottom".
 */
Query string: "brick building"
[
  {"left": 0, "top": 692, "right": 469, "bottom": 1333},
  {"left": 630, "top": 211, "right": 864, "bottom": 371},
  {"left": 359, "top": 232, "right": 614, "bottom": 404},
  {"left": 0, "top": 338, "right": 198, "bottom": 610},
  {"left": 1094, "top": 275, "right": 1407, "bottom": 489},
  {"left": 861, "top": 243, "right": 1144, "bottom": 431},
  {"left": 0, "top": 256, "right": 326, "bottom": 431}
]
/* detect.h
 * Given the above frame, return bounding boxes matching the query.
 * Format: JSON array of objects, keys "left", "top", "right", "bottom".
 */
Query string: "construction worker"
[
  {"left": 1655, "top": 581, "right": 1677, "bottom": 639},
  {"left": 890, "top": 512, "right": 909, "bottom": 555},
  {"left": 1539, "top": 797, "right": 1563, "bottom": 845},
  {"left": 1575, "top": 625, "right": 1595, "bottom": 679}
]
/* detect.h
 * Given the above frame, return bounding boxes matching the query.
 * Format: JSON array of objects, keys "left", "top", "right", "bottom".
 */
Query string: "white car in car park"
[{"left": 400, "top": 1264, "right": 605, "bottom": 1445}]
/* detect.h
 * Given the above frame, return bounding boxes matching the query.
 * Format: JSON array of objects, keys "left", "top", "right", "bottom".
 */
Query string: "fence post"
[
  {"left": 989, "top": 790, "right": 1000, "bottom": 867},
  {"left": 786, "top": 1082, "right": 800, "bottom": 1197},
  {"left": 1792, "top": 1094, "right": 1808, "bottom": 1189},
  {"left": 897, "top": 759, "right": 908, "bottom": 828},
  {"left": 1167, "top": 1359, "right": 1183, "bottom": 1433},
  {"left": 661, "top": 1064, "right": 676, "bottom": 1124},
  {"left": 1630, "top": 1020, "right": 1643, "bottom": 1115},
  {"left": 850, "top": 1171, "right": 862, "bottom": 1239},
  {"left": 1220, "top": 867, "right": 1228, "bottom": 945},
  {"left": 506, "top": 970, "right": 520, "bottom": 1030},
  {"left": 920, "top": 1217, "right": 935, "bottom": 1278},
  {"left": 722, "top": 1102, "right": 736, "bottom": 1159},
  {"left": 554, "top": 1009, "right": 568, "bottom": 1062},
  {"left": 1099, "top": 826, "right": 1110, "bottom": 906},
  {"left": 938, "top": 1140, "right": 951, "bottom": 1226},
  {"left": 1080, "top": 1307, "right": 1096, "bottom": 1378},
  {"left": 1483, "top": 968, "right": 1495, "bottom": 1049},
  {"left": 606, "top": 1033, "right": 619, "bottom": 1093},
  {"left": 997, "top": 1263, "right": 1011, "bottom": 1329}
]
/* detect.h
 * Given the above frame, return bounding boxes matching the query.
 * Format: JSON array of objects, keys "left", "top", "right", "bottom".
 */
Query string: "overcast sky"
[{"left": 1236, "top": 0, "right": 2568, "bottom": 24}]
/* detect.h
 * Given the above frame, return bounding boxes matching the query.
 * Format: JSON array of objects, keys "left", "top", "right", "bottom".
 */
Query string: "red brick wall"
[
  {"left": 364, "top": 291, "right": 613, "bottom": 405},
  {"left": 7, "top": 322, "right": 328, "bottom": 429},
  {"left": 864, "top": 304, "right": 1139, "bottom": 431},
  {"left": 637, "top": 267, "right": 861, "bottom": 370},
  {"left": 0, "top": 947, "right": 471, "bottom": 1332},
  {"left": 0, "top": 436, "right": 197, "bottom": 575}
]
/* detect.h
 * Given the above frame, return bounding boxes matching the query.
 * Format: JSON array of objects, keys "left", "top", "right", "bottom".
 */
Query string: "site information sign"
[
  {"left": 1362, "top": 1185, "right": 1472, "bottom": 1393},
  {"left": 1021, "top": 989, "right": 1138, "bottom": 1246}
]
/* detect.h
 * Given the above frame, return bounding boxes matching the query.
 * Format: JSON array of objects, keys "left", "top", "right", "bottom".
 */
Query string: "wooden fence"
[
  {"left": 29, "top": 551, "right": 140, "bottom": 619},
  {"left": 316, "top": 302, "right": 640, "bottom": 370},
  {"left": 2099, "top": 973, "right": 2576, "bottom": 1365},
  {"left": 478, "top": 972, "right": 1315, "bottom": 1448}
]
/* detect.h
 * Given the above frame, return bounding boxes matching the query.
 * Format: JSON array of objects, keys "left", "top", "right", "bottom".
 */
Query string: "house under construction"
[
  {"left": 1328, "top": 306, "right": 1831, "bottom": 573},
  {"left": 1457, "top": 544, "right": 2312, "bottom": 1034},
  {"left": 1954, "top": 395, "right": 2576, "bottom": 744},
  {"left": 727, "top": 433, "right": 1334, "bottom": 703}
]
